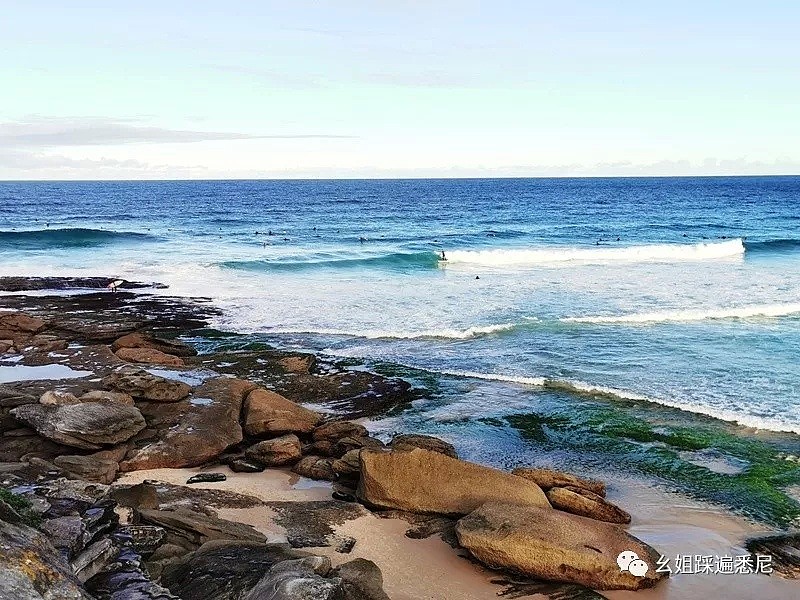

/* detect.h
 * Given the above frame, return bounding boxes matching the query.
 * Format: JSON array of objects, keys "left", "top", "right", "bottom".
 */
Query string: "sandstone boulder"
[
  {"left": 102, "top": 365, "right": 191, "bottom": 402},
  {"left": 312, "top": 421, "right": 368, "bottom": 442},
  {"left": 53, "top": 447, "right": 126, "bottom": 484},
  {"left": 455, "top": 502, "right": 666, "bottom": 590},
  {"left": 245, "top": 435, "right": 302, "bottom": 467},
  {"left": 115, "top": 347, "right": 186, "bottom": 367},
  {"left": 40, "top": 390, "right": 80, "bottom": 405},
  {"left": 120, "top": 377, "right": 256, "bottom": 471},
  {"left": 512, "top": 467, "right": 606, "bottom": 496},
  {"left": 112, "top": 332, "right": 197, "bottom": 357},
  {"left": 11, "top": 402, "right": 146, "bottom": 450},
  {"left": 390, "top": 433, "right": 457, "bottom": 458},
  {"left": 357, "top": 448, "right": 549, "bottom": 516},
  {"left": 0, "top": 339, "right": 15, "bottom": 354},
  {"left": 292, "top": 455, "right": 336, "bottom": 481},
  {"left": 228, "top": 457, "right": 266, "bottom": 473},
  {"left": 547, "top": 486, "right": 631, "bottom": 524},
  {"left": 80, "top": 390, "right": 134, "bottom": 405},
  {"left": 243, "top": 388, "right": 322, "bottom": 436}
]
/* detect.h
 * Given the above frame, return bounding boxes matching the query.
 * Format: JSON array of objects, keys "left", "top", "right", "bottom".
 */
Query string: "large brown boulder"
[
  {"left": 546, "top": 486, "right": 631, "bottom": 524},
  {"left": 120, "top": 377, "right": 256, "bottom": 471},
  {"left": 102, "top": 365, "right": 191, "bottom": 402},
  {"left": 53, "top": 447, "right": 125, "bottom": 484},
  {"left": 455, "top": 502, "right": 666, "bottom": 591},
  {"left": 115, "top": 347, "right": 185, "bottom": 367},
  {"left": 112, "top": 332, "right": 197, "bottom": 357},
  {"left": 312, "top": 421, "right": 368, "bottom": 442},
  {"left": 390, "top": 434, "right": 457, "bottom": 458},
  {"left": 243, "top": 389, "right": 322, "bottom": 436},
  {"left": 245, "top": 435, "right": 302, "bottom": 467},
  {"left": 11, "top": 402, "right": 146, "bottom": 450},
  {"left": 512, "top": 467, "right": 606, "bottom": 496},
  {"left": 292, "top": 455, "right": 336, "bottom": 481},
  {"left": 357, "top": 448, "right": 550, "bottom": 516}
]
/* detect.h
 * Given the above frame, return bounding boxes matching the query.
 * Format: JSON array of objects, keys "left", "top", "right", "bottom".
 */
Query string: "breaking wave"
[
  {"left": 444, "top": 239, "right": 745, "bottom": 266},
  {"left": 563, "top": 303, "right": 800, "bottom": 324},
  {"left": 0, "top": 228, "right": 156, "bottom": 250}
]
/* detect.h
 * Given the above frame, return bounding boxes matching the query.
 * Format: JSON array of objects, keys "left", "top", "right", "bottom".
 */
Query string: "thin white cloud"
[{"left": 0, "top": 116, "right": 355, "bottom": 148}]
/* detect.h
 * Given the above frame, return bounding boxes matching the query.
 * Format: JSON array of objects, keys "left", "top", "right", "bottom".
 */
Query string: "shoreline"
[{"left": 1, "top": 279, "right": 798, "bottom": 599}]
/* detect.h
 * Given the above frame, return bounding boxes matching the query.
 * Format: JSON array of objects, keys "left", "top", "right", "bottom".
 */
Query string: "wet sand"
[{"left": 118, "top": 467, "right": 797, "bottom": 600}]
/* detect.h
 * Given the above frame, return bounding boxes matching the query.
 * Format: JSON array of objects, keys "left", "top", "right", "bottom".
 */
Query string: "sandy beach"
[{"left": 119, "top": 465, "right": 798, "bottom": 600}]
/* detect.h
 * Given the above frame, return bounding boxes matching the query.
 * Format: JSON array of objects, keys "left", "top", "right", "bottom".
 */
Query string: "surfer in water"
[{"left": 439, "top": 250, "right": 447, "bottom": 262}]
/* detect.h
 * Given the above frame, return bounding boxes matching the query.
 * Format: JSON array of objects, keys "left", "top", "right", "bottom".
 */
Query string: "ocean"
[{"left": 2, "top": 176, "right": 800, "bottom": 523}]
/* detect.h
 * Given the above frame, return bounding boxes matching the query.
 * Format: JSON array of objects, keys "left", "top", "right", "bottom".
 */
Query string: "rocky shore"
[{"left": 1, "top": 278, "right": 796, "bottom": 599}]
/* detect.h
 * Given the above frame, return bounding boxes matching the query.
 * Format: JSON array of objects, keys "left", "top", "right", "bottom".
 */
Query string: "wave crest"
[
  {"left": 445, "top": 239, "right": 745, "bottom": 266},
  {"left": 0, "top": 228, "right": 155, "bottom": 250},
  {"left": 563, "top": 303, "right": 800, "bottom": 324},
  {"left": 264, "top": 323, "right": 516, "bottom": 340}
]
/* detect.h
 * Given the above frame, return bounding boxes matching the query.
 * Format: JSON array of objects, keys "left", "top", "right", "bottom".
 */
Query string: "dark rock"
[
  {"left": 746, "top": 532, "right": 800, "bottom": 579},
  {"left": 265, "top": 500, "right": 368, "bottom": 549},
  {"left": 390, "top": 434, "right": 457, "bottom": 458},
  {"left": 0, "top": 385, "right": 38, "bottom": 408},
  {"left": 245, "top": 434, "right": 302, "bottom": 467},
  {"left": 186, "top": 472, "right": 227, "bottom": 484},
  {"left": 0, "top": 276, "right": 165, "bottom": 293},
  {"left": 244, "top": 557, "right": 342, "bottom": 600},
  {"left": 40, "top": 515, "right": 88, "bottom": 558},
  {"left": 110, "top": 482, "right": 160, "bottom": 510},
  {"left": 332, "top": 449, "right": 361, "bottom": 480},
  {"left": 115, "top": 525, "right": 167, "bottom": 554},
  {"left": 160, "top": 540, "right": 305, "bottom": 600},
  {"left": 334, "top": 558, "right": 391, "bottom": 600},
  {"left": 228, "top": 457, "right": 266, "bottom": 473},
  {"left": 0, "top": 517, "right": 92, "bottom": 599},
  {"left": 138, "top": 508, "right": 266, "bottom": 550},
  {"left": 11, "top": 402, "right": 146, "bottom": 450},
  {"left": 292, "top": 455, "right": 336, "bottom": 481},
  {"left": 72, "top": 536, "right": 119, "bottom": 582}
]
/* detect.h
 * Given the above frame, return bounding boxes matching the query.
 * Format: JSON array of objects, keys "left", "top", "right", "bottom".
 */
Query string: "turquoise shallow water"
[{"left": 4, "top": 176, "right": 800, "bottom": 523}]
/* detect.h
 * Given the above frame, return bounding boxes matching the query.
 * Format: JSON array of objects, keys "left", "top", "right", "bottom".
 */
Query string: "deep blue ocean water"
[{"left": 1, "top": 177, "right": 799, "bottom": 439}]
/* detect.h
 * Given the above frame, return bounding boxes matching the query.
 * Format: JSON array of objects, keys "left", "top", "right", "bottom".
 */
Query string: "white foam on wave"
[
  {"left": 262, "top": 322, "right": 516, "bottom": 341},
  {"left": 445, "top": 239, "right": 745, "bottom": 266},
  {"left": 563, "top": 302, "right": 800, "bottom": 324},
  {"left": 440, "top": 370, "right": 800, "bottom": 434}
]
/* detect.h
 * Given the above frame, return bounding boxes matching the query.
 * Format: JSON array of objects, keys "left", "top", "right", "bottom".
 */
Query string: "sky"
[{"left": 1, "top": 1, "right": 799, "bottom": 179}]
